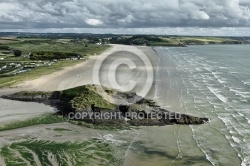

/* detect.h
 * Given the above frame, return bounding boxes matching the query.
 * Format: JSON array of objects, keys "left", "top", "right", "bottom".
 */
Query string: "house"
[
  {"left": 69, "top": 56, "right": 79, "bottom": 60},
  {"left": 16, "top": 64, "right": 22, "bottom": 67},
  {"left": 23, "top": 65, "right": 35, "bottom": 69}
]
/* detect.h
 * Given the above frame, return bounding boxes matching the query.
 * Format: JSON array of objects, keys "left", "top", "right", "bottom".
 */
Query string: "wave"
[
  {"left": 207, "top": 86, "right": 228, "bottom": 103},
  {"left": 242, "top": 81, "right": 250, "bottom": 86},
  {"left": 154, "top": 46, "right": 250, "bottom": 166},
  {"left": 229, "top": 88, "right": 250, "bottom": 99},
  {"left": 190, "top": 127, "right": 217, "bottom": 166}
]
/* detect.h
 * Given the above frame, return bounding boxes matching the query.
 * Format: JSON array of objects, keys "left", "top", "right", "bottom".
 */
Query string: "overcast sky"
[{"left": 0, "top": 0, "right": 250, "bottom": 35}]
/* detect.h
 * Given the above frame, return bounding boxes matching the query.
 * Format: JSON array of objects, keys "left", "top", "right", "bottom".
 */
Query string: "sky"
[{"left": 0, "top": 0, "right": 250, "bottom": 36}]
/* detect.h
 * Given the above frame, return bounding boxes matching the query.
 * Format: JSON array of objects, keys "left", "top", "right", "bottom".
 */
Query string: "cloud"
[
  {"left": 0, "top": 0, "right": 249, "bottom": 35},
  {"left": 194, "top": 11, "right": 210, "bottom": 20},
  {"left": 85, "top": 19, "right": 103, "bottom": 26}
]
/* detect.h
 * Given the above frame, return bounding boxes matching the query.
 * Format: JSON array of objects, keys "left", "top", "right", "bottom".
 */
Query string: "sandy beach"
[
  {"left": 10, "top": 45, "right": 156, "bottom": 92},
  {"left": 0, "top": 45, "right": 160, "bottom": 165},
  {"left": 0, "top": 45, "right": 156, "bottom": 123}
]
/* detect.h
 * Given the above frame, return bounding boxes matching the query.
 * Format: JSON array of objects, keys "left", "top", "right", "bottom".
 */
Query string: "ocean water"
[{"left": 153, "top": 45, "right": 250, "bottom": 166}]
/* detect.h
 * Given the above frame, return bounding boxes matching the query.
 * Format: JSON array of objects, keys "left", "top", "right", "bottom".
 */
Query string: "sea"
[{"left": 148, "top": 45, "right": 250, "bottom": 166}]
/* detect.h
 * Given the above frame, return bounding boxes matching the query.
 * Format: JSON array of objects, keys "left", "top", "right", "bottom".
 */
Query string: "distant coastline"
[{"left": 1, "top": 32, "right": 249, "bottom": 47}]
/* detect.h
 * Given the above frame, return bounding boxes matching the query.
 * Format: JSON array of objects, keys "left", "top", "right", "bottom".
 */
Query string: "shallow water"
[
  {"left": 125, "top": 45, "right": 250, "bottom": 166},
  {"left": 155, "top": 45, "right": 250, "bottom": 165}
]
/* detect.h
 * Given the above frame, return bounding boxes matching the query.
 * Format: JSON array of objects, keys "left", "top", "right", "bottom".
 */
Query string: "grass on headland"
[
  {"left": 0, "top": 85, "right": 124, "bottom": 131},
  {"left": 14, "top": 91, "right": 51, "bottom": 97},
  {"left": 61, "top": 85, "right": 115, "bottom": 110}
]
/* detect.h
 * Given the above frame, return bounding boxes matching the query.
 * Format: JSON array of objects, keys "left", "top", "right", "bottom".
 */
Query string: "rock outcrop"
[{"left": 2, "top": 85, "right": 209, "bottom": 127}]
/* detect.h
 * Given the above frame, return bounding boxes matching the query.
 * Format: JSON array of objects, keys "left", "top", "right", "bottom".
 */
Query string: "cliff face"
[{"left": 2, "top": 85, "right": 209, "bottom": 126}]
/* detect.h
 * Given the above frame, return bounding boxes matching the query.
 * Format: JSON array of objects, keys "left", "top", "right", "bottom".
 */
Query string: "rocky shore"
[{"left": 2, "top": 85, "right": 209, "bottom": 127}]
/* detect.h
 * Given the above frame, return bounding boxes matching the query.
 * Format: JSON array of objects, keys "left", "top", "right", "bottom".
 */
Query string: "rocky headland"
[{"left": 2, "top": 85, "right": 209, "bottom": 127}]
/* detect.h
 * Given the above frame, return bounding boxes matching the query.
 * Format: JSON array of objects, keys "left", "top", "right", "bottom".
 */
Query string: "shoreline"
[
  {"left": 0, "top": 45, "right": 212, "bottom": 166},
  {"left": 0, "top": 45, "right": 159, "bottom": 124},
  {"left": 1, "top": 45, "right": 210, "bottom": 126},
  {"left": 0, "top": 45, "right": 162, "bottom": 165}
]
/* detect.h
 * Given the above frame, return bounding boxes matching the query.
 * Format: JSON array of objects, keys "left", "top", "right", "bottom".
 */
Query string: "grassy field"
[
  {"left": 1, "top": 38, "right": 109, "bottom": 57},
  {"left": 0, "top": 38, "right": 110, "bottom": 88},
  {"left": 0, "top": 139, "right": 120, "bottom": 166},
  {"left": 0, "top": 39, "right": 19, "bottom": 44}
]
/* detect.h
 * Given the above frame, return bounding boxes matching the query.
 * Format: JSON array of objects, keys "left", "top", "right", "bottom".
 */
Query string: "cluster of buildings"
[{"left": 0, "top": 61, "right": 55, "bottom": 76}]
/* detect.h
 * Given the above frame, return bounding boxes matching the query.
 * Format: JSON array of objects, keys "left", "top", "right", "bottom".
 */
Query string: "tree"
[
  {"left": 14, "top": 50, "right": 22, "bottom": 57},
  {"left": 0, "top": 46, "right": 10, "bottom": 50}
]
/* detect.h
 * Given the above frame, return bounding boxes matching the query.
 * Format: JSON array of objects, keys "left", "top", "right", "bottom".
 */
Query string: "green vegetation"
[
  {"left": 69, "top": 120, "right": 124, "bottom": 130},
  {"left": 0, "top": 38, "right": 110, "bottom": 88},
  {"left": 110, "top": 35, "right": 165, "bottom": 46},
  {"left": 110, "top": 35, "right": 244, "bottom": 46},
  {"left": 174, "top": 36, "right": 243, "bottom": 45},
  {"left": 30, "top": 51, "right": 81, "bottom": 60},
  {"left": 0, "top": 139, "right": 120, "bottom": 166},
  {"left": 0, "top": 113, "right": 123, "bottom": 131},
  {"left": 13, "top": 50, "right": 22, "bottom": 57},
  {"left": 61, "top": 85, "right": 115, "bottom": 110},
  {"left": 0, "top": 114, "right": 65, "bottom": 132},
  {"left": 3, "top": 38, "right": 109, "bottom": 58},
  {"left": 0, "top": 35, "right": 245, "bottom": 88},
  {"left": 53, "top": 128, "right": 72, "bottom": 131},
  {"left": 0, "top": 45, "right": 11, "bottom": 50},
  {"left": 14, "top": 91, "right": 51, "bottom": 97},
  {"left": 0, "top": 60, "right": 82, "bottom": 88},
  {"left": 0, "top": 38, "right": 19, "bottom": 44}
]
